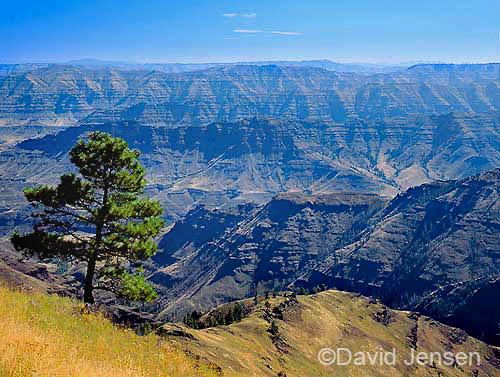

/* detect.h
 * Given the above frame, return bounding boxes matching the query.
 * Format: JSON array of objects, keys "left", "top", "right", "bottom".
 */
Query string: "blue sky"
[{"left": 1, "top": 0, "right": 499, "bottom": 64}]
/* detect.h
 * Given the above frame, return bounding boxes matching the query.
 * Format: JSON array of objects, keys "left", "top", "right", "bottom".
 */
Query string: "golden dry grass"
[
  {"left": 2, "top": 285, "right": 498, "bottom": 377},
  {"left": 165, "top": 291, "right": 500, "bottom": 377},
  {"left": 0, "top": 286, "right": 219, "bottom": 377}
]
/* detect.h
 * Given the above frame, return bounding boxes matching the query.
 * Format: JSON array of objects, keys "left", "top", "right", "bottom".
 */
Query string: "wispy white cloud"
[
  {"left": 233, "top": 29, "right": 263, "bottom": 33},
  {"left": 233, "top": 29, "right": 302, "bottom": 36},
  {"left": 223, "top": 13, "right": 257, "bottom": 19},
  {"left": 271, "top": 31, "right": 303, "bottom": 35}
]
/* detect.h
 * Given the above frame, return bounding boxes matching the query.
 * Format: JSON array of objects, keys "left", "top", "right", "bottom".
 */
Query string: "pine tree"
[
  {"left": 233, "top": 302, "right": 244, "bottom": 322},
  {"left": 268, "top": 320, "right": 279, "bottom": 335},
  {"left": 225, "top": 309, "right": 235, "bottom": 325},
  {"left": 11, "top": 132, "right": 164, "bottom": 304}
]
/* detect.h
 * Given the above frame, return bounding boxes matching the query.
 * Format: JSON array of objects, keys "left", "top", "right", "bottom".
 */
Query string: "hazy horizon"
[
  {"left": 2, "top": 0, "right": 500, "bottom": 64},
  {"left": 1, "top": 58, "right": 499, "bottom": 66}
]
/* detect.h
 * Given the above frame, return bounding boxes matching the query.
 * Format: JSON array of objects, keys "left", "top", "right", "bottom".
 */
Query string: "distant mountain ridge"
[
  {"left": 2, "top": 58, "right": 408, "bottom": 75},
  {"left": 1, "top": 63, "right": 500, "bottom": 127},
  {"left": 72, "top": 58, "right": 409, "bottom": 74},
  {"left": 0, "top": 63, "right": 50, "bottom": 76}
]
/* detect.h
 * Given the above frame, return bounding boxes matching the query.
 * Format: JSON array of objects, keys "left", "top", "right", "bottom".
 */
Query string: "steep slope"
[
  {"left": 1, "top": 64, "right": 500, "bottom": 127},
  {"left": 308, "top": 169, "right": 500, "bottom": 344},
  {"left": 312, "top": 169, "right": 500, "bottom": 302},
  {"left": 148, "top": 192, "right": 386, "bottom": 317},
  {"left": 161, "top": 290, "right": 500, "bottom": 377},
  {"left": 148, "top": 169, "right": 500, "bottom": 344}
]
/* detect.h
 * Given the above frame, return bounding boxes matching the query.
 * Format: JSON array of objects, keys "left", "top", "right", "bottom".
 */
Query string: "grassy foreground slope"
[
  {"left": 164, "top": 291, "right": 500, "bottom": 377},
  {"left": 0, "top": 286, "right": 220, "bottom": 377},
  {"left": 1, "top": 284, "right": 499, "bottom": 377}
]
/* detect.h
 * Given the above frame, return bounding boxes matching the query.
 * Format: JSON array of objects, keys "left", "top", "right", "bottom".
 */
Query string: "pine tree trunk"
[
  {"left": 84, "top": 185, "right": 107, "bottom": 304},
  {"left": 83, "top": 253, "right": 97, "bottom": 304}
]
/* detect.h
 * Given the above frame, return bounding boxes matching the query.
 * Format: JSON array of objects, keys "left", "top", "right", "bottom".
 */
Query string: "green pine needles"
[{"left": 11, "top": 131, "right": 164, "bottom": 304}]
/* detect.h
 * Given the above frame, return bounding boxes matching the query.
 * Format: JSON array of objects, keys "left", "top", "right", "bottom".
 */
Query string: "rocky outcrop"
[
  {"left": 0, "top": 118, "right": 394, "bottom": 237},
  {"left": 0, "top": 240, "right": 76, "bottom": 294}
]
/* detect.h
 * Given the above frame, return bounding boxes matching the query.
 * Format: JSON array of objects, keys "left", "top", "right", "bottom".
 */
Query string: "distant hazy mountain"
[
  {"left": 0, "top": 63, "right": 50, "bottom": 76},
  {"left": 1, "top": 63, "right": 500, "bottom": 127},
  {"left": 65, "top": 58, "right": 407, "bottom": 74},
  {"left": 66, "top": 58, "right": 139, "bottom": 66},
  {"left": 0, "top": 59, "right": 406, "bottom": 78}
]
